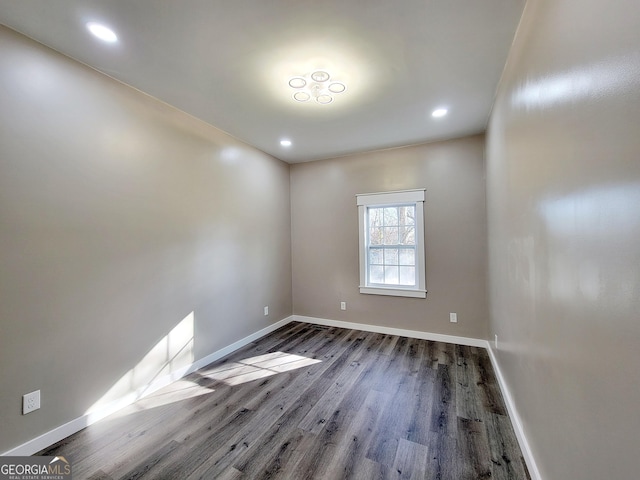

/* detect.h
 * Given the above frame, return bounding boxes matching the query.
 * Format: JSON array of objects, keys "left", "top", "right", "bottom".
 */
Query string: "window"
[{"left": 357, "top": 189, "right": 426, "bottom": 298}]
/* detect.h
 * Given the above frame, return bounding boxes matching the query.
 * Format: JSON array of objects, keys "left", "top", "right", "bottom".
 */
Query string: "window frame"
[{"left": 357, "top": 189, "right": 427, "bottom": 298}]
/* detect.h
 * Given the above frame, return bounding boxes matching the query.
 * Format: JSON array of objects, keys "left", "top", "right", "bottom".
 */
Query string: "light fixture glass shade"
[
  {"left": 310, "top": 71, "right": 330, "bottom": 82},
  {"left": 293, "top": 91, "right": 311, "bottom": 102},
  {"left": 288, "top": 77, "right": 306, "bottom": 88},
  {"left": 316, "top": 94, "right": 333, "bottom": 104},
  {"left": 328, "top": 82, "right": 346, "bottom": 93}
]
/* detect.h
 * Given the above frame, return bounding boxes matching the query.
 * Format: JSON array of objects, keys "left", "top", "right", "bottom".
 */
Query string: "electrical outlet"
[
  {"left": 23, "top": 390, "right": 40, "bottom": 415},
  {"left": 340, "top": 302, "right": 347, "bottom": 311},
  {"left": 449, "top": 312, "right": 457, "bottom": 323},
  {"left": 495, "top": 334, "right": 499, "bottom": 349},
  {"left": 264, "top": 306, "right": 269, "bottom": 316}
]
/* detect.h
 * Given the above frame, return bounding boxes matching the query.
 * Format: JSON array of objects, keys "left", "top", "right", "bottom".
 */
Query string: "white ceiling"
[{"left": 0, "top": 0, "right": 525, "bottom": 163}]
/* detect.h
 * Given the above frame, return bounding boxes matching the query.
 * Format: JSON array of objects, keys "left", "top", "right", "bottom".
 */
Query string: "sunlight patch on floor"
[
  {"left": 199, "top": 351, "right": 322, "bottom": 386},
  {"left": 131, "top": 379, "right": 214, "bottom": 411}
]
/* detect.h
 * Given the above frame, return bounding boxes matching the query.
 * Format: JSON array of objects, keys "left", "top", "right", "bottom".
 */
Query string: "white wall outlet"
[
  {"left": 340, "top": 302, "right": 347, "bottom": 311},
  {"left": 495, "top": 334, "right": 499, "bottom": 349},
  {"left": 449, "top": 312, "right": 457, "bottom": 323},
  {"left": 23, "top": 390, "right": 40, "bottom": 415},
  {"left": 264, "top": 306, "right": 269, "bottom": 316}
]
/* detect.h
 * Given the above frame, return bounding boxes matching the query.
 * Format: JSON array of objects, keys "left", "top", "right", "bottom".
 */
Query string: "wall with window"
[
  {"left": 290, "top": 134, "right": 488, "bottom": 339},
  {"left": 0, "top": 26, "right": 292, "bottom": 454}
]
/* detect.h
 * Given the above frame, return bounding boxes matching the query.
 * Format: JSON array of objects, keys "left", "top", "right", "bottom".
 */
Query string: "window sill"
[{"left": 359, "top": 286, "right": 427, "bottom": 298}]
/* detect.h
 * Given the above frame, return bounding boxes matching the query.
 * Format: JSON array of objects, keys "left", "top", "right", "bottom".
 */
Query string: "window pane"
[
  {"left": 399, "top": 266, "right": 415, "bottom": 285},
  {"left": 383, "top": 227, "right": 398, "bottom": 244},
  {"left": 383, "top": 207, "right": 398, "bottom": 226},
  {"left": 399, "top": 248, "right": 415, "bottom": 266},
  {"left": 384, "top": 266, "right": 399, "bottom": 284},
  {"left": 370, "top": 265, "right": 384, "bottom": 284},
  {"left": 369, "top": 227, "right": 383, "bottom": 245},
  {"left": 399, "top": 226, "right": 415, "bottom": 245},
  {"left": 369, "top": 207, "right": 383, "bottom": 228},
  {"left": 399, "top": 206, "right": 415, "bottom": 225},
  {"left": 369, "top": 248, "right": 383, "bottom": 265},
  {"left": 384, "top": 248, "right": 399, "bottom": 265}
]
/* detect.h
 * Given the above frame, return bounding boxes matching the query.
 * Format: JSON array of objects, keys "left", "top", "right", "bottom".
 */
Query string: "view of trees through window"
[{"left": 367, "top": 204, "right": 416, "bottom": 286}]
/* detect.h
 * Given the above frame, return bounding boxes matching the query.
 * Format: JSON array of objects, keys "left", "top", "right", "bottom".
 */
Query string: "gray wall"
[
  {"left": 291, "top": 135, "right": 488, "bottom": 339},
  {"left": 0, "top": 26, "right": 292, "bottom": 453},
  {"left": 486, "top": 0, "right": 640, "bottom": 478}
]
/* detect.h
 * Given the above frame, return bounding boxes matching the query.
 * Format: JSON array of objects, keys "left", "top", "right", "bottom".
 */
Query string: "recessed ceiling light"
[
  {"left": 280, "top": 140, "right": 292, "bottom": 147},
  {"left": 432, "top": 108, "right": 448, "bottom": 118},
  {"left": 87, "top": 22, "right": 118, "bottom": 43}
]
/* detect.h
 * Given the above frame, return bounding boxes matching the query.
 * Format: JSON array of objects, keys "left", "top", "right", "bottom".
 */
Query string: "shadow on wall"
[{"left": 84, "top": 311, "right": 195, "bottom": 424}]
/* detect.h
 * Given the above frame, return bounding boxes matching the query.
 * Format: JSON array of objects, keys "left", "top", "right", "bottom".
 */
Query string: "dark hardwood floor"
[{"left": 39, "top": 322, "right": 530, "bottom": 479}]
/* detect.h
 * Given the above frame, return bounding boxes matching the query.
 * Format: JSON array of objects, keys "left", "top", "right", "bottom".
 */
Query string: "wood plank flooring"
[{"left": 39, "top": 322, "right": 530, "bottom": 479}]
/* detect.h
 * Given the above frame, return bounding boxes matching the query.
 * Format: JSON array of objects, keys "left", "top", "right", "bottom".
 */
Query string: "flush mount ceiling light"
[
  {"left": 280, "top": 139, "right": 292, "bottom": 147},
  {"left": 288, "top": 70, "right": 346, "bottom": 105},
  {"left": 87, "top": 22, "right": 118, "bottom": 43}
]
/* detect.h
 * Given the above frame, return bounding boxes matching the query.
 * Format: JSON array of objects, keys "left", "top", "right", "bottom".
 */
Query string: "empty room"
[{"left": 1, "top": 0, "right": 638, "bottom": 479}]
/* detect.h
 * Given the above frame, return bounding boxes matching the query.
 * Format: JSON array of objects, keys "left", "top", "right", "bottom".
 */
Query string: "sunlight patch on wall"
[{"left": 85, "top": 312, "right": 195, "bottom": 423}]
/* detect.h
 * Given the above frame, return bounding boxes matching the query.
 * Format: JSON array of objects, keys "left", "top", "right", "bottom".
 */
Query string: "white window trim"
[{"left": 357, "top": 189, "right": 427, "bottom": 298}]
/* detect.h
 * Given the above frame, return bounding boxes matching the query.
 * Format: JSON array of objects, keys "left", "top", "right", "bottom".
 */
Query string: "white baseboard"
[
  {"left": 292, "top": 314, "right": 488, "bottom": 348},
  {"left": 486, "top": 345, "right": 542, "bottom": 480},
  {"left": 1, "top": 316, "right": 294, "bottom": 457},
  {"left": 294, "top": 315, "right": 541, "bottom": 479}
]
